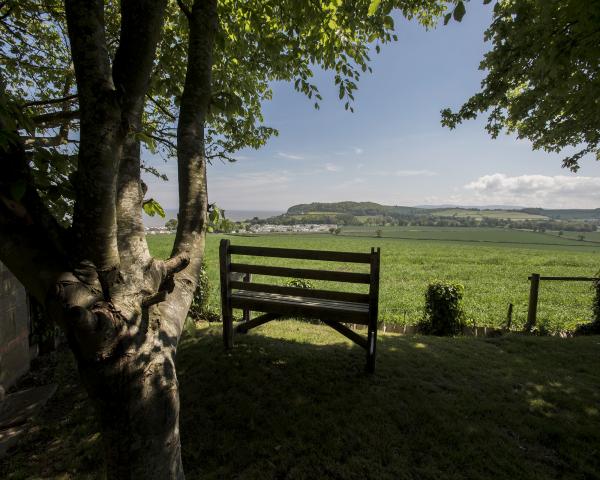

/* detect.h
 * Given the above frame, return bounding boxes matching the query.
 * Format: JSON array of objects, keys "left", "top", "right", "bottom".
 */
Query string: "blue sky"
[{"left": 144, "top": 2, "right": 600, "bottom": 211}]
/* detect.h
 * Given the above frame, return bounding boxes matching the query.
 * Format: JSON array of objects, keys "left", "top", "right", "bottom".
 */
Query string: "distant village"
[{"left": 145, "top": 223, "right": 337, "bottom": 234}]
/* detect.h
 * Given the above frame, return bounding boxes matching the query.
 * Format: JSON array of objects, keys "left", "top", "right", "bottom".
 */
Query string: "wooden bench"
[{"left": 219, "top": 239, "right": 381, "bottom": 372}]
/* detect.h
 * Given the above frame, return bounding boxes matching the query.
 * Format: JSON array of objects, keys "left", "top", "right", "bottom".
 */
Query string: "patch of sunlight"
[
  {"left": 548, "top": 381, "right": 563, "bottom": 388},
  {"left": 85, "top": 432, "right": 101, "bottom": 444},
  {"left": 584, "top": 406, "right": 599, "bottom": 416},
  {"left": 412, "top": 342, "right": 427, "bottom": 349},
  {"left": 272, "top": 359, "right": 287, "bottom": 366},
  {"left": 528, "top": 397, "right": 557, "bottom": 414}
]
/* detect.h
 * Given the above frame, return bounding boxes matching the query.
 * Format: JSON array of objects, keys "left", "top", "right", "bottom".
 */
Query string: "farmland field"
[
  {"left": 148, "top": 227, "right": 600, "bottom": 333},
  {"left": 430, "top": 208, "right": 548, "bottom": 220}
]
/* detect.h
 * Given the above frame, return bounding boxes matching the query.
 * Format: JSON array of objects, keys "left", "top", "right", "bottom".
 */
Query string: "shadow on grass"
[
  {"left": 178, "top": 322, "right": 600, "bottom": 480},
  {"left": 1, "top": 322, "right": 599, "bottom": 480}
]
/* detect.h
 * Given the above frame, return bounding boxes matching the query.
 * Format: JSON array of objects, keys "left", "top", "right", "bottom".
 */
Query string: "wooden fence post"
[
  {"left": 505, "top": 303, "right": 513, "bottom": 330},
  {"left": 525, "top": 273, "right": 540, "bottom": 332}
]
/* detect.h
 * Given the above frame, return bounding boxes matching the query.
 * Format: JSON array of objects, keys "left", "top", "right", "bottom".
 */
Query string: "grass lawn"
[
  {"left": 148, "top": 231, "right": 600, "bottom": 333},
  {"left": 2, "top": 321, "right": 599, "bottom": 479}
]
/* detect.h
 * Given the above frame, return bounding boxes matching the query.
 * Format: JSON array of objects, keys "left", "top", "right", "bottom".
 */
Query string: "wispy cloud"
[
  {"left": 325, "top": 163, "right": 343, "bottom": 172},
  {"left": 332, "top": 177, "right": 366, "bottom": 190},
  {"left": 212, "top": 171, "right": 291, "bottom": 191},
  {"left": 395, "top": 169, "right": 437, "bottom": 177},
  {"left": 353, "top": 147, "right": 364, "bottom": 155},
  {"left": 277, "top": 151, "right": 304, "bottom": 160}
]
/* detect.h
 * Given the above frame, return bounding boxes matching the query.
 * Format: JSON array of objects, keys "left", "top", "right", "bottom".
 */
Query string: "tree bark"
[{"left": 74, "top": 317, "right": 184, "bottom": 480}]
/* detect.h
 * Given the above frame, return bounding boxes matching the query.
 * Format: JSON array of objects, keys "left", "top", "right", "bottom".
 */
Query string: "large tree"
[
  {"left": 0, "top": 0, "right": 450, "bottom": 477},
  {"left": 441, "top": 0, "right": 600, "bottom": 171}
]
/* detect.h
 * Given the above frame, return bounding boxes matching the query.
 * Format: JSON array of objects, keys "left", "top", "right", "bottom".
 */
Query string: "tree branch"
[
  {"left": 66, "top": 0, "right": 122, "bottom": 272},
  {"left": 146, "top": 94, "right": 176, "bottom": 120},
  {"left": 173, "top": 0, "right": 217, "bottom": 256},
  {"left": 176, "top": 0, "right": 191, "bottom": 19},
  {"left": 31, "top": 109, "right": 79, "bottom": 127},
  {"left": 0, "top": 114, "right": 71, "bottom": 301},
  {"left": 64, "top": 0, "right": 113, "bottom": 99},
  {"left": 159, "top": 0, "right": 217, "bottom": 339},
  {"left": 116, "top": 131, "right": 151, "bottom": 268},
  {"left": 22, "top": 94, "right": 78, "bottom": 108},
  {"left": 112, "top": 0, "right": 168, "bottom": 126}
]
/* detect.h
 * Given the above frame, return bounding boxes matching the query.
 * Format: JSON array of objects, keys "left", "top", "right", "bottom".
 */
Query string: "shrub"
[
  {"left": 286, "top": 278, "right": 314, "bottom": 289},
  {"left": 285, "top": 278, "right": 316, "bottom": 322},
  {"left": 419, "top": 281, "right": 465, "bottom": 335},
  {"left": 189, "top": 261, "right": 220, "bottom": 322}
]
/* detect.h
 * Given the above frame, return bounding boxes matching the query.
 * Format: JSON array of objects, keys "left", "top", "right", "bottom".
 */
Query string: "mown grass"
[
  {"left": 3, "top": 321, "right": 600, "bottom": 479},
  {"left": 148, "top": 229, "right": 600, "bottom": 332}
]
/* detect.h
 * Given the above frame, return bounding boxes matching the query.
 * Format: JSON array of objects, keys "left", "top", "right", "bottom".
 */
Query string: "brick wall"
[{"left": 0, "top": 262, "right": 30, "bottom": 389}]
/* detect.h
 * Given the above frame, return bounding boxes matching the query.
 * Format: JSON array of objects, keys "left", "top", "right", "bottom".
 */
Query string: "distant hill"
[
  {"left": 286, "top": 202, "right": 423, "bottom": 216},
  {"left": 285, "top": 201, "right": 600, "bottom": 221}
]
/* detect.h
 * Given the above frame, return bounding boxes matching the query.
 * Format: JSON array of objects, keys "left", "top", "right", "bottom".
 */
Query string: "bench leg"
[
  {"left": 366, "top": 324, "right": 377, "bottom": 374},
  {"left": 241, "top": 307, "right": 251, "bottom": 328},
  {"left": 223, "top": 307, "right": 233, "bottom": 349}
]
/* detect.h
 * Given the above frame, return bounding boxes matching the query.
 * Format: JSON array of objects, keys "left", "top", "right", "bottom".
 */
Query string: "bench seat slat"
[
  {"left": 229, "top": 281, "right": 370, "bottom": 304},
  {"left": 229, "top": 263, "right": 371, "bottom": 284},
  {"left": 230, "top": 290, "right": 370, "bottom": 324},
  {"left": 228, "top": 245, "right": 372, "bottom": 263}
]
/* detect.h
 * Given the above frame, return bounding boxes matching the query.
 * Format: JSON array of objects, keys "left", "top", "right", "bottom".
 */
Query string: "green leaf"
[
  {"left": 367, "top": 0, "right": 381, "bottom": 16},
  {"left": 134, "top": 132, "right": 157, "bottom": 154},
  {"left": 143, "top": 198, "right": 165, "bottom": 218},
  {"left": 483, "top": 0, "right": 492, "bottom": 4},
  {"left": 9, "top": 179, "right": 27, "bottom": 201},
  {"left": 208, "top": 204, "right": 222, "bottom": 224},
  {"left": 453, "top": 1, "right": 466, "bottom": 22},
  {"left": 443, "top": 12, "right": 452, "bottom": 25}
]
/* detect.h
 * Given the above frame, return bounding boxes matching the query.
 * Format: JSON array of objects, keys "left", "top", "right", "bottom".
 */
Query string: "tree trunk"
[
  {"left": 76, "top": 337, "right": 184, "bottom": 480},
  {"left": 1, "top": 1, "right": 214, "bottom": 478}
]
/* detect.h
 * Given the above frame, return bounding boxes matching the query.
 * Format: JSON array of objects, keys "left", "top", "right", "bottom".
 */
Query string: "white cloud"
[
  {"left": 325, "top": 163, "right": 342, "bottom": 172},
  {"left": 211, "top": 171, "right": 291, "bottom": 191},
  {"left": 395, "top": 169, "right": 437, "bottom": 177},
  {"left": 277, "top": 151, "right": 304, "bottom": 160},
  {"left": 353, "top": 147, "right": 364, "bottom": 155},
  {"left": 463, "top": 173, "right": 600, "bottom": 208}
]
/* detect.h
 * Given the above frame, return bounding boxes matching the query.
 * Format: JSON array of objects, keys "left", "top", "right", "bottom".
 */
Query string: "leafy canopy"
[
  {"left": 1, "top": 0, "right": 454, "bottom": 222},
  {"left": 441, "top": 0, "right": 600, "bottom": 171}
]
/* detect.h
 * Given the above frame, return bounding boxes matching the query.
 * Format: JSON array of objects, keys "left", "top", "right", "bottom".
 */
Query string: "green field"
[
  {"left": 340, "top": 225, "right": 600, "bottom": 248},
  {"left": 148, "top": 227, "right": 600, "bottom": 333},
  {"left": 431, "top": 208, "right": 548, "bottom": 220}
]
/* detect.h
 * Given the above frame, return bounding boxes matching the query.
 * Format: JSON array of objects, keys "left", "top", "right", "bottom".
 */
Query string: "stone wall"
[{"left": 0, "top": 262, "right": 30, "bottom": 390}]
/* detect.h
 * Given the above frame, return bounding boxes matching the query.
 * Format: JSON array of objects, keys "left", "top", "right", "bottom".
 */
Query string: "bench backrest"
[{"left": 219, "top": 239, "right": 380, "bottom": 308}]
